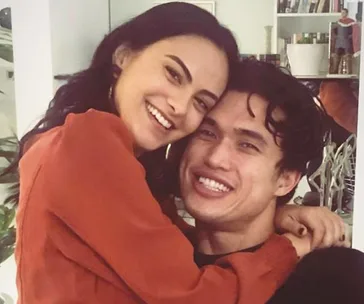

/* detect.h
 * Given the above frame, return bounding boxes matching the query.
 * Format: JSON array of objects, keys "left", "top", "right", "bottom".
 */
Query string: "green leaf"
[
  {"left": 0, "top": 173, "right": 18, "bottom": 183},
  {"left": 3, "top": 209, "right": 15, "bottom": 230},
  {"left": 0, "top": 228, "right": 15, "bottom": 247},
  {"left": 0, "top": 44, "right": 13, "bottom": 63},
  {"left": 0, "top": 245, "right": 15, "bottom": 264}
]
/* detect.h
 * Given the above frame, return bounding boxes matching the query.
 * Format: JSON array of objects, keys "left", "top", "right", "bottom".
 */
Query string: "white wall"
[
  {"left": 12, "top": 0, "right": 109, "bottom": 137},
  {"left": 49, "top": 0, "right": 109, "bottom": 77},
  {"left": 110, "top": 0, "right": 275, "bottom": 54},
  {"left": 12, "top": 0, "right": 54, "bottom": 137}
]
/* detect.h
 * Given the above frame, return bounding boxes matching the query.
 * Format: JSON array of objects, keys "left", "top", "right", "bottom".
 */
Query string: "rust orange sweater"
[{"left": 16, "top": 110, "right": 297, "bottom": 304}]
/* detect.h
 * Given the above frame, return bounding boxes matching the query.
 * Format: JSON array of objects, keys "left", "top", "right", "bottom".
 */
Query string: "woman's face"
[{"left": 113, "top": 35, "right": 229, "bottom": 155}]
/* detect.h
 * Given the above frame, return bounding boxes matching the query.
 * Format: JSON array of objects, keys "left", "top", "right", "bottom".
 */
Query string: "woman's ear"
[
  {"left": 275, "top": 170, "right": 301, "bottom": 197},
  {"left": 112, "top": 45, "right": 133, "bottom": 75}
]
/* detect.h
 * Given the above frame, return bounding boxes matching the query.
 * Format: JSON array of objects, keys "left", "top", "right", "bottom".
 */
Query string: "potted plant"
[{"left": 286, "top": 32, "right": 329, "bottom": 76}]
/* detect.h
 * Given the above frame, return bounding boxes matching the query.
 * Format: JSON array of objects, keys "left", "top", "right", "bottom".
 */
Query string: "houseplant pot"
[{"left": 287, "top": 43, "right": 328, "bottom": 76}]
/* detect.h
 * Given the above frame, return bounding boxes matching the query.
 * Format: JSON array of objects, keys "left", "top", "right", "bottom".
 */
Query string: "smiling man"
[
  {"left": 179, "top": 60, "right": 325, "bottom": 257},
  {"left": 178, "top": 60, "right": 364, "bottom": 303}
]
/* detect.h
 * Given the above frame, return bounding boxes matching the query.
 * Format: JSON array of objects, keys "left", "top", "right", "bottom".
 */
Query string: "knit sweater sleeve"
[{"left": 43, "top": 110, "right": 298, "bottom": 304}]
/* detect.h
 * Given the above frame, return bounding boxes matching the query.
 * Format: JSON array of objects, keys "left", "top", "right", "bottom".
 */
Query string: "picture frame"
[{"left": 152, "top": 1, "right": 216, "bottom": 16}]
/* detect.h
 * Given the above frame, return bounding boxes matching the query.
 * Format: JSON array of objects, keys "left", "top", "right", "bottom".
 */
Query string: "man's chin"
[{"left": 184, "top": 196, "right": 231, "bottom": 222}]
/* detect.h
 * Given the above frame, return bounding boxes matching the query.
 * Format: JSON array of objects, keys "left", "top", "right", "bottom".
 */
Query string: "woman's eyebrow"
[
  {"left": 165, "top": 54, "right": 192, "bottom": 82},
  {"left": 165, "top": 55, "right": 218, "bottom": 102}
]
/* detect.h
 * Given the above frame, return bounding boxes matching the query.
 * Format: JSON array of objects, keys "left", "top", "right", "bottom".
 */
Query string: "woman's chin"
[{"left": 134, "top": 139, "right": 165, "bottom": 156}]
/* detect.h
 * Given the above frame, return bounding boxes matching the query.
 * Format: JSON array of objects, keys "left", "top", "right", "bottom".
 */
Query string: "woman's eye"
[
  {"left": 239, "top": 142, "right": 259, "bottom": 152},
  {"left": 195, "top": 98, "right": 209, "bottom": 112},
  {"left": 166, "top": 66, "right": 182, "bottom": 85}
]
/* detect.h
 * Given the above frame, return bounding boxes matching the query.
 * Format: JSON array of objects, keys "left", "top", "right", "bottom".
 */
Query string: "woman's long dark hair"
[{"left": 2, "top": 2, "right": 239, "bottom": 204}]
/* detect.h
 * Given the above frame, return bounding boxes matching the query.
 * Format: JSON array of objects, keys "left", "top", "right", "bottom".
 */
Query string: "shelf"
[
  {"left": 294, "top": 74, "right": 358, "bottom": 79},
  {"left": 277, "top": 13, "right": 341, "bottom": 17}
]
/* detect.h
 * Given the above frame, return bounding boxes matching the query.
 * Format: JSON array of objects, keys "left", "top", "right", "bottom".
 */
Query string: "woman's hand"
[
  {"left": 275, "top": 204, "right": 350, "bottom": 249},
  {"left": 283, "top": 232, "right": 312, "bottom": 259}
]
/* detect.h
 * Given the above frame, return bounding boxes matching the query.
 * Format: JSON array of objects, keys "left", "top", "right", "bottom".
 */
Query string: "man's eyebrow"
[
  {"left": 200, "top": 89, "right": 219, "bottom": 103},
  {"left": 234, "top": 128, "right": 267, "bottom": 146},
  {"left": 166, "top": 55, "right": 192, "bottom": 82},
  {"left": 202, "top": 117, "right": 217, "bottom": 126}
]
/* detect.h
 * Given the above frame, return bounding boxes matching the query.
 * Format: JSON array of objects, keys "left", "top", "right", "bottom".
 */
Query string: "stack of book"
[
  {"left": 240, "top": 54, "right": 281, "bottom": 67},
  {"left": 278, "top": 0, "right": 345, "bottom": 14},
  {"left": 291, "top": 32, "right": 330, "bottom": 44}
]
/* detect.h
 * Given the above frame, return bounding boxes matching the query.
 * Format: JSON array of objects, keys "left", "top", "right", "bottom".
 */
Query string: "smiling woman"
[{"left": 112, "top": 35, "right": 227, "bottom": 154}]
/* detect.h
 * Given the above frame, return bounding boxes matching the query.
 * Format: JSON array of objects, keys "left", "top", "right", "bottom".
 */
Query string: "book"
[
  {"left": 317, "top": 0, "right": 327, "bottom": 12},
  {"left": 323, "top": 0, "right": 330, "bottom": 12},
  {"left": 298, "top": 0, "right": 305, "bottom": 13},
  {"left": 278, "top": 0, "right": 285, "bottom": 13},
  {"left": 333, "top": 0, "right": 340, "bottom": 12},
  {"left": 306, "top": 0, "right": 311, "bottom": 12},
  {"left": 309, "top": 0, "right": 318, "bottom": 13},
  {"left": 339, "top": 0, "right": 344, "bottom": 11},
  {"left": 286, "top": 0, "right": 292, "bottom": 12},
  {"left": 314, "top": 0, "right": 321, "bottom": 12},
  {"left": 290, "top": 0, "right": 299, "bottom": 13}
]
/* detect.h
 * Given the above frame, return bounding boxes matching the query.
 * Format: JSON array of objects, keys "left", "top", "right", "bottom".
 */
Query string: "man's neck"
[{"left": 195, "top": 203, "right": 276, "bottom": 255}]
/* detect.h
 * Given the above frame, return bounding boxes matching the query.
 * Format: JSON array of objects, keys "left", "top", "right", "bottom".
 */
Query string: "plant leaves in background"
[
  {"left": 0, "top": 44, "right": 13, "bottom": 63},
  {"left": 0, "top": 135, "right": 18, "bottom": 265},
  {"left": 0, "top": 7, "right": 11, "bottom": 30},
  {"left": 0, "top": 170, "right": 18, "bottom": 183}
]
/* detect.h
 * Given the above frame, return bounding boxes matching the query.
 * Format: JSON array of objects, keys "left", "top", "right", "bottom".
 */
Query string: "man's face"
[
  {"left": 179, "top": 91, "right": 300, "bottom": 227},
  {"left": 341, "top": 9, "right": 348, "bottom": 18}
]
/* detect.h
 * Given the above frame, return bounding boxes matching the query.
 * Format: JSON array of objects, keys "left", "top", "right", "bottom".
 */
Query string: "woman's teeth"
[
  {"left": 198, "top": 176, "right": 231, "bottom": 192},
  {"left": 147, "top": 103, "right": 172, "bottom": 129}
]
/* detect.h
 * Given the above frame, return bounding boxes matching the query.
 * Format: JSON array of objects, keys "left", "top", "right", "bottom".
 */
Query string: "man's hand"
[{"left": 275, "top": 204, "right": 350, "bottom": 249}]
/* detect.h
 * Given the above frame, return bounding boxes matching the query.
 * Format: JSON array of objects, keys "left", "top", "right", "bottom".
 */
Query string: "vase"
[
  {"left": 264, "top": 25, "right": 273, "bottom": 54},
  {"left": 287, "top": 43, "right": 327, "bottom": 76}
]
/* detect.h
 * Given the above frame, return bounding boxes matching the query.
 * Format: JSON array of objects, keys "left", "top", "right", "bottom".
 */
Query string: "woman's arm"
[
  {"left": 275, "top": 204, "right": 350, "bottom": 248},
  {"left": 42, "top": 110, "right": 298, "bottom": 304}
]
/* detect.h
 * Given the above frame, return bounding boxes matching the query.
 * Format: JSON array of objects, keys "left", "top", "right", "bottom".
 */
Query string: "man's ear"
[
  {"left": 112, "top": 45, "right": 134, "bottom": 74},
  {"left": 275, "top": 170, "right": 301, "bottom": 197}
]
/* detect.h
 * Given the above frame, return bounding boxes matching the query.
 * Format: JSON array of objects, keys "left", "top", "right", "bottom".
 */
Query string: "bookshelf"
[
  {"left": 272, "top": 0, "right": 347, "bottom": 78},
  {"left": 277, "top": 12, "right": 341, "bottom": 17},
  {"left": 294, "top": 74, "right": 358, "bottom": 79},
  {"left": 273, "top": 9, "right": 341, "bottom": 53}
]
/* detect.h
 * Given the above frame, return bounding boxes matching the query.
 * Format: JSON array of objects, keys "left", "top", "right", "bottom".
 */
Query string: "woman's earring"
[
  {"left": 165, "top": 143, "right": 172, "bottom": 160},
  {"left": 108, "top": 86, "right": 113, "bottom": 100},
  {"left": 112, "top": 64, "right": 122, "bottom": 78}
]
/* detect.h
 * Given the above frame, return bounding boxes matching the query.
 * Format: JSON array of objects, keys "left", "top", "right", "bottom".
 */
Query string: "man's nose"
[{"left": 204, "top": 140, "right": 232, "bottom": 171}]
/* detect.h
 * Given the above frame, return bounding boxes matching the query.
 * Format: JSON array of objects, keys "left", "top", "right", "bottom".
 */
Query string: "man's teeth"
[
  {"left": 147, "top": 103, "right": 172, "bottom": 129},
  {"left": 198, "top": 176, "right": 231, "bottom": 192}
]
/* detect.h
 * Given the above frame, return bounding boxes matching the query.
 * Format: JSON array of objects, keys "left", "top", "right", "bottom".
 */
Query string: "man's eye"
[
  {"left": 196, "top": 129, "right": 216, "bottom": 139},
  {"left": 239, "top": 142, "right": 259, "bottom": 152},
  {"left": 165, "top": 66, "right": 182, "bottom": 85}
]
